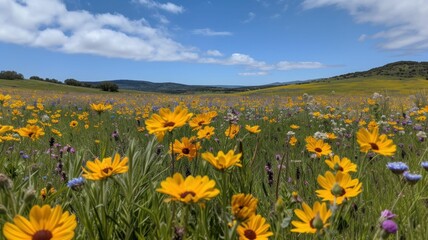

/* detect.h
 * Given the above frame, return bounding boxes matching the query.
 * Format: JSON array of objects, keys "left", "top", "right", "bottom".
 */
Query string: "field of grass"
[
  {"left": 241, "top": 76, "right": 428, "bottom": 96},
  {"left": 1, "top": 84, "right": 428, "bottom": 239}
]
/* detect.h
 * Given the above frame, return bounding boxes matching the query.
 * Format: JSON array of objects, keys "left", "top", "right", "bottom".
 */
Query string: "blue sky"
[{"left": 1, "top": 0, "right": 427, "bottom": 86}]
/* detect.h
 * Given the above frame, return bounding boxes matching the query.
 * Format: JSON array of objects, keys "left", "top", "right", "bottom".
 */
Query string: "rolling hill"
[{"left": 1, "top": 61, "right": 428, "bottom": 95}]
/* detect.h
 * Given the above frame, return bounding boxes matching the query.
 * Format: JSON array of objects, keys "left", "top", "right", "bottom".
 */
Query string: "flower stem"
[{"left": 222, "top": 172, "right": 230, "bottom": 240}]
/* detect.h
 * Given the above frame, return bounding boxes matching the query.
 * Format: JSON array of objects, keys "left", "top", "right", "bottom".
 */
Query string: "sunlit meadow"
[{"left": 1, "top": 88, "right": 428, "bottom": 239}]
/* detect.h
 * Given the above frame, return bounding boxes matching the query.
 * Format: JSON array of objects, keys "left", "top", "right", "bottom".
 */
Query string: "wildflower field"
[{"left": 1, "top": 88, "right": 428, "bottom": 240}]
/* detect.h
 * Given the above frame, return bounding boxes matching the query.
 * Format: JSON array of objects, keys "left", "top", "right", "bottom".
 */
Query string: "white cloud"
[
  {"left": 0, "top": 0, "right": 197, "bottom": 61},
  {"left": 192, "top": 28, "right": 232, "bottom": 36},
  {"left": 276, "top": 61, "right": 325, "bottom": 70},
  {"left": 153, "top": 13, "right": 169, "bottom": 24},
  {"left": 137, "top": 0, "right": 184, "bottom": 14},
  {"left": 243, "top": 12, "right": 256, "bottom": 23},
  {"left": 0, "top": 0, "right": 328, "bottom": 73},
  {"left": 206, "top": 50, "right": 223, "bottom": 57},
  {"left": 303, "top": 0, "right": 428, "bottom": 51},
  {"left": 358, "top": 34, "right": 367, "bottom": 42},
  {"left": 238, "top": 71, "right": 268, "bottom": 76},
  {"left": 201, "top": 53, "right": 325, "bottom": 72},
  {"left": 199, "top": 53, "right": 271, "bottom": 70}
]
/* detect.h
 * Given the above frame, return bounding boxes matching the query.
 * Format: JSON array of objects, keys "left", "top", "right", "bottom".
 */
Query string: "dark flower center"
[
  {"left": 315, "top": 147, "right": 322, "bottom": 153},
  {"left": 370, "top": 143, "right": 379, "bottom": 150},
  {"left": 309, "top": 217, "right": 315, "bottom": 229},
  {"left": 28, "top": 132, "right": 34, "bottom": 138},
  {"left": 198, "top": 121, "right": 205, "bottom": 126},
  {"left": 180, "top": 191, "right": 196, "bottom": 199},
  {"left": 102, "top": 167, "right": 113, "bottom": 174},
  {"left": 182, "top": 148, "right": 190, "bottom": 154},
  {"left": 32, "top": 230, "right": 53, "bottom": 240},
  {"left": 244, "top": 229, "right": 257, "bottom": 240},
  {"left": 331, "top": 186, "right": 346, "bottom": 197},
  {"left": 164, "top": 122, "right": 175, "bottom": 127}
]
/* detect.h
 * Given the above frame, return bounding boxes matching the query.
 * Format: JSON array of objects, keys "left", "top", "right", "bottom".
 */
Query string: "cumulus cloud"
[
  {"left": 200, "top": 53, "right": 272, "bottom": 70},
  {"left": 243, "top": 12, "right": 256, "bottom": 23},
  {"left": 192, "top": 28, "right": 232, "bottom": 36},
  {"left": 276, "top": 61, "right": 326, "bottom": 70},
  {"left": 137, "top": 0, "right": 184, "bottom": 14},
  {"left": 0, "top": 0, "right": 197, "bottom": 61},
  {"left": 238, "top": 71, "right": 268, "bottom": 76},
  {"left": 0, "top": 0, "right": 328, "bottom": 73},
  {"left": 206, "top": 50, "right": 223, "bottom": 57},
  {"left": 201, "top": 53, "right": 325, "bottom": 73},
  {"left": 302, "top": 0, "right": 428, "bottom": 51}
]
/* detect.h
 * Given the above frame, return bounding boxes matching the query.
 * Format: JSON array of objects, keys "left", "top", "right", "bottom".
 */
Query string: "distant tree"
[
  {"left": 30, "top": 76, "right": 43, "bottom": 80},
  {"left": 98, "top": 82, "right": 119, "bottom": 92},
  {"left": 0, "top": 70, "right": 24, "bottom": 80},
  {"left": 44, "top": 78, "right": 63, "bottom": 84},
  {"left": 81, "top": 82, "right": 94, "bottom": 88},
  {"left": 64, "top": 78, "right": 82, "bottom": 86}
]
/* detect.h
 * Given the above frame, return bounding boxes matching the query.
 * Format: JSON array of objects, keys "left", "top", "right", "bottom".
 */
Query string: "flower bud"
[
  {"left": 275, "top": 197, "right": 284, "bottom": 213},
  {"left": 24, "top": 188, "right": 36, "bottom": 204},
  {"left": 0, "top": 173, "right": 13, "bottom": 190},
  {"left": 381, "top": 220, "right": 398, "bottom": 239},
  {"left": 311, "top": 213, "right": 324, "bottom": 230},
  {"left": 0, "top": 204, "right": 7, "bottom": 215},
  {"left": 331, "top": 183, "right": 345, "bottom": 197}
]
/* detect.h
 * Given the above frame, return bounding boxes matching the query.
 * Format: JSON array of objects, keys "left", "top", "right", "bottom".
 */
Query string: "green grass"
[
  {"left": 240, "top": 76, "right": 428, "bottom": 96},
  {"left": 1, "top": 79, "right": 428, "bottom": 239},
  {"left": 0, "top": 79, "right": 140, "bottom": 94}
]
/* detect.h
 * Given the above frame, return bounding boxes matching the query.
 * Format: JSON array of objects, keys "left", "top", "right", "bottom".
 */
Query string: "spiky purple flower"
[
  {"left": 421, "top": 162, "right": 428, "bottom": 171},
  {"left": 386, "top": 162, "right": 408, "bottom": 175},
  {"left": 382, "top": 220, "right": 398, "bottom": 234},
  {"left": 67, "top": 177, "right": 85, "bottom": 191},
  {"left": 403, "top": 172, "right": 422, "bottom": 185}
]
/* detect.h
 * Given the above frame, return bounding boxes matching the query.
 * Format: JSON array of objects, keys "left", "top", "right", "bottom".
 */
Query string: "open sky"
[{"left": 1, "top": 0, "right": 428, "bottom": 86}]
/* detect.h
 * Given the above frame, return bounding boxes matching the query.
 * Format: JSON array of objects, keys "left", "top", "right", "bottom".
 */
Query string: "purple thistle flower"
[
  {"left": 382, "top": 220, "right": 398, "bottom": 234},
  {"left": 381, "top": 210, "right": 396, "bottom": 220}
]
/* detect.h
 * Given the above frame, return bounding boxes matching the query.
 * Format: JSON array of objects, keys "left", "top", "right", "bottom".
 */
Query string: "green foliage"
[
  {"left": 0, "top": 70, "right": 24, "bottom": 80},
  {"left": 64, "top": 78, "right": 83, "bottom": 86},
  {"left": 97, "top": 81, "right": 119, "bottom": 92},
  {"left": 1, "top": 89, "right": 428, "bottom": 239}
]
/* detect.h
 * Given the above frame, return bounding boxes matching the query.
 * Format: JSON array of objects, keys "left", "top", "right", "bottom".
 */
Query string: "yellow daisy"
[
  {"left": 291, "top": 201, "right": 332, "bottom": 234},
  {"left": 356, "top": 127, "right": 396, "bottom": 156},
  {"left": 172, "top": 137, "right": 201, "bottom": 161},
  {"left": 236, "top": 214, "right": 273, "bottom": 240},
  {"left": 305, "top": 136, "right": 332, "bottom": 158},
  {"left": 0, "top": 125, "right": 14, "bottom": 135},
  {"left": 156, "top": 173, "right": 220, "bottom": 203},
  {"left": 316, "top": 171, "right": 362, "bottom": 205},
  {"left": 69, "top": 120, "right": 78, "bottom": 128},
  {"left": 197, "top": 126, "right": 215, "bottom": 140},
  {"left": 3, "top": 205, "right": 77, "bottom": 240},
  {"left": 225, "top": 124, "right": 240, "bottom": 139},
  {"left": 325, "top": 155, "right": 357, "bottom": 173},
  {"left": 16, "top": 125, "right": 45, "bottom": 141},
  {"left": 90, "top": 102, "right": 113, "bottom": 114},
  {"left": 231, "top": 193, "right": 258, "bottom": 221},
  {"left": 245, "top": 125, "right": 261, "bottom": 134},
  {"left": 145, "top": 106, "right": 193, "bottom": 139},
  {"left": 189, "top": 112, "right": 216, "bottom": 130},
  {"left": 82, "top": 153, "right": 128, "bottom": 180},
  {"left": 201, "top": 150, "right": 242, "bottom": 171}
]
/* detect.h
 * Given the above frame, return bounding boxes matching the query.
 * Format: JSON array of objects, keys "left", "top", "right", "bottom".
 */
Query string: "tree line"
[{"left": 0, "top": 70, "right": 119, "bottom": 92}]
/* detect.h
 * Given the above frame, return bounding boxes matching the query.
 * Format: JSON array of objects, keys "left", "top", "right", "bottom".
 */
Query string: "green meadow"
[{"left": 0, "top": 80, "right": 428, "bottom": 239}]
